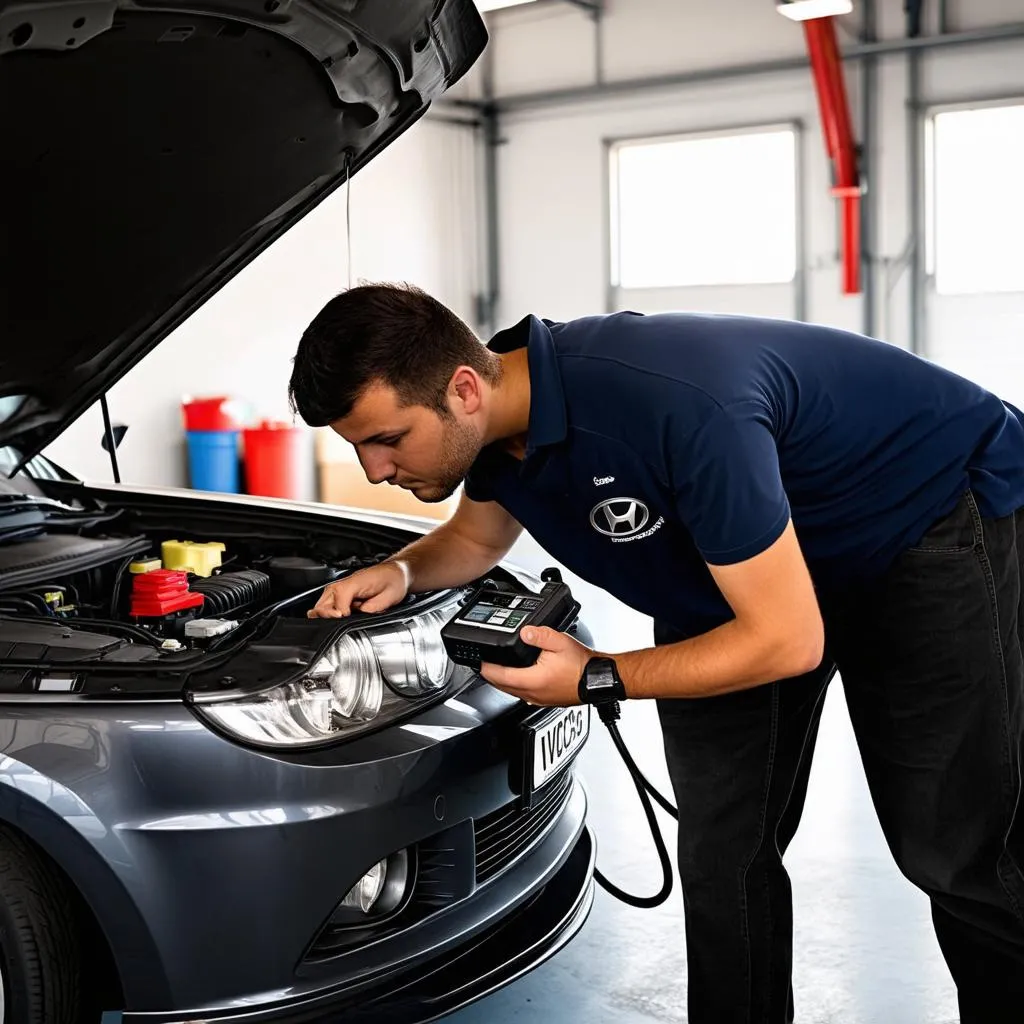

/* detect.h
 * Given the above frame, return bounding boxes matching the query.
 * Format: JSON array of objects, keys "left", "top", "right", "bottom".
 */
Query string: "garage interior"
[{"left": 16, "top": 0, "right": 1024, "bottom": 1021}]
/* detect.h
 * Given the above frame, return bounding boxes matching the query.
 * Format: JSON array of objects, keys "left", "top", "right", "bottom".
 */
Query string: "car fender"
[{"left": 0, "top": 755, "right": 171, "bottom": 1007}]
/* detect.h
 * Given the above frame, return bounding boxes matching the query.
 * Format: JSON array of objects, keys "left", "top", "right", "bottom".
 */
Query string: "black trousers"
[{"left": 654, "top": 491, "right": 1024, "bottom": 1023}]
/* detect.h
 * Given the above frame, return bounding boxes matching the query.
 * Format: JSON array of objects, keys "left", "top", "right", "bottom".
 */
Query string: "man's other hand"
[
  {"left": 480, "top": 626, "right": 593, "bottom": 706},
  {"left": 307, "top": 561, "right": 409, "bottom": 618}
]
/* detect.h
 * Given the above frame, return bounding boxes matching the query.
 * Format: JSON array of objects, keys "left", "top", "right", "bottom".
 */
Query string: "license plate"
[{"left": 529, "top": 705, "right": 590, "bottom": 791}]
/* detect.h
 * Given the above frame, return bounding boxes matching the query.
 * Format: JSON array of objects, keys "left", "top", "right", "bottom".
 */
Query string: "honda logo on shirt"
[{"left": 590, "top": 497, "right": 651, "bottom": 538}]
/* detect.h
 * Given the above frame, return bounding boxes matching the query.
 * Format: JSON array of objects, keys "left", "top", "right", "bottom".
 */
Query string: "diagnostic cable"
[{"left": 442, "top": 568, "right": 679, "bottom": 908}]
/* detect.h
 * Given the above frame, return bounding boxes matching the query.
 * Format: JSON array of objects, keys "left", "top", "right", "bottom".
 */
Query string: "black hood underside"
[{"left": 0, "top": 0, "right": 486, "bottom": 468}]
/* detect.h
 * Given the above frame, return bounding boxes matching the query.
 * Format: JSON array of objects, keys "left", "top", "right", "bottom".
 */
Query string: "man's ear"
[{"left": 451, "top": 366, "right": 483, "bottom": 415}]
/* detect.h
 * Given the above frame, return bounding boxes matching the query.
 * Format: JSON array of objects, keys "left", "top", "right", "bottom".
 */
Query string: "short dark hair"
[{"left": 288, "top": 283, "right": 501, "bottom": 426}]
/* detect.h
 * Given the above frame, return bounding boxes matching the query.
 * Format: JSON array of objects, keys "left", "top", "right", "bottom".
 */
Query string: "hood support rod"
[{"left": 100, "top": 394, "right": 121, "bottom": 484}]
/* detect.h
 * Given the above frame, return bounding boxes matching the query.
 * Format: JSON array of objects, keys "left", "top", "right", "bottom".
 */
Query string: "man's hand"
[
  {"left": 307, "top": 561, "right": 409, "bottom": 619},
  {"left": 480, "top": 626, "right": 593, "bottom": 706}
]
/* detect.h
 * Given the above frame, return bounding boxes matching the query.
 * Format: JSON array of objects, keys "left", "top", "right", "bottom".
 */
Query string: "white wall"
[
  {"left": 50, "top": 1, "right": 1024, "bottom": 487},
  {"left": 481, "top": 0, "right": 1024, "bottom": 407},
  {"left": 45, "top": 117, "right": 483, "bottom": 495}
]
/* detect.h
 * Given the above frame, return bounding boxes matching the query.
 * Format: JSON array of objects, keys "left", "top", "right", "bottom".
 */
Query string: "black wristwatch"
[{"left": 578, "top": 656, "right": 627, "bottom": 706}]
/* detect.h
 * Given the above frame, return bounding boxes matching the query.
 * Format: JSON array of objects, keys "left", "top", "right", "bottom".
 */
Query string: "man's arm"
[
  {"left": 612, "top": 519, "right": 825, "bottom": 698},
  {"left": 480, "top": 519, "right": 824, "bottom": 704},
  {"left": 385, "top": 491, "right": 523, "bottom": 592},
  {"left": 309, "top": 493, "right": 521, "bottom": 618}
]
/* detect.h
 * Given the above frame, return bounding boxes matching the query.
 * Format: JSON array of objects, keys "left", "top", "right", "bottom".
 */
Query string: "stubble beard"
[{"left": 413, "top": 416, "right": 483, "bottom": 503}]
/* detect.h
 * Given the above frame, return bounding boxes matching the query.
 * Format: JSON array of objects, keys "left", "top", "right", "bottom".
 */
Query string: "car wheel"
[{"left": 0, "top": 826, "right": 92, "bottom": 1023}]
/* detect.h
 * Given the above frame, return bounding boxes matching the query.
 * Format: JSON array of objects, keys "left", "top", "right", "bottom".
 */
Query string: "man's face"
[{"left": 332, "top": 382, "right": 483, "bottom": 503}]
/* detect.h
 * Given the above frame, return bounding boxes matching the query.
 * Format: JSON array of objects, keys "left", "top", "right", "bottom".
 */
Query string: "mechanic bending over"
[{"left": 287, "top": 284, "right": 1024, "bottom": 1024}]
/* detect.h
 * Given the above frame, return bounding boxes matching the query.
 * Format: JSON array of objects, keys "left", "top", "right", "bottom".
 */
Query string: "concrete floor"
[{"left": 445, "top": 541, "right": 961, "bottom": 1024}]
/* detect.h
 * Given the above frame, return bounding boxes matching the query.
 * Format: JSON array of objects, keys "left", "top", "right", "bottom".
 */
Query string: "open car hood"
[{"left": 0, "top": 0, "right": 485, "bottom": 469}]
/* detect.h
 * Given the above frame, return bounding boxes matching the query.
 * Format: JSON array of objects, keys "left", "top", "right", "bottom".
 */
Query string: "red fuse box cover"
[{"left": 131, "top": 570, "right": 205, "bottom": 618}]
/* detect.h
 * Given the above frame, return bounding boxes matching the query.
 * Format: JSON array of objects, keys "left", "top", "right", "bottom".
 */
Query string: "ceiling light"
[
  {"left": 776, "top": 0, "right": 853, "bottom": 20},
  {"left": 476, "top": 0, "right": 541, "bottom": 11}
]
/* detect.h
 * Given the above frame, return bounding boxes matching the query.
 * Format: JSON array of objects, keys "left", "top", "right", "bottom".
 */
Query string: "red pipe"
[
  {"left": 803, "top": 17, "right": 861, "bottom": 294},
  {"left": 840, "top": 188, "right": 860, "bottom": 294}
]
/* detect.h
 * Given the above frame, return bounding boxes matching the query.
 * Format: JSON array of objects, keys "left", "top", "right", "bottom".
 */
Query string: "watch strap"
[{"left": 578, "top": 656, "right": 627, "bottom": 704}]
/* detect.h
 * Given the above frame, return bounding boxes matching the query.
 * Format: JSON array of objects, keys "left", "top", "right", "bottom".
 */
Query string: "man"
[{"left": 288, "top": 282, "right": 1024, "bottom": 1024}]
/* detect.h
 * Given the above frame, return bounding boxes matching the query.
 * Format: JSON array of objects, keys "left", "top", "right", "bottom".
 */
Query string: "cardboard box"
[
  {"left": 317, "top": 461, "right": 454, "bottom": 520},
  {"left": 314, "top": 431, "right": 454, "bottom": 520}
]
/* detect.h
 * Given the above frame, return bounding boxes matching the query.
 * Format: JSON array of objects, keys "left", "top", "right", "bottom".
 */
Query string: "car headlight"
[
  {"left": 367, "top": 607, "right": 453, "bottom": 696},
  {"left": 196, "top": 595, "right": 464, "bottom": 748}
]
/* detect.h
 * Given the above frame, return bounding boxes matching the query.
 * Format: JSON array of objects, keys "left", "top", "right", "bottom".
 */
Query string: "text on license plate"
[{"left": 532, "top": 705, "right": 590, "bottom": 790}]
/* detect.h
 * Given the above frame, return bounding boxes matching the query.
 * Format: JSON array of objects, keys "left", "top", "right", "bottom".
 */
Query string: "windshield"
[
  {"left": 0, "top": 446, "right": 67, "bottom": 489},
  {"left": 0, "top": 396, "right": 25, "bottom": 425}
]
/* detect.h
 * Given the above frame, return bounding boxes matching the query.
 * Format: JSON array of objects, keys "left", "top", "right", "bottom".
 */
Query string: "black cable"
[
  {"left": 0, "top": 596, "right": 49, "bottom": 616},
  {"left": 0, "top": 598, "right": 36, "bottom": 614},
  {"left": 109, "top": 555, "right": 138, "bottom": 618},
  {"left": 590, "top": 703, "right": 679, "bottom": 909},
  {"left": 606, "top": 719, "right": 678, "bottom": 820},
  {"left": 23, "top": 592, "right": 52, "bottom": 615},
  {"left": 31, "top": 583, "right": 74, "bottom": 605}
]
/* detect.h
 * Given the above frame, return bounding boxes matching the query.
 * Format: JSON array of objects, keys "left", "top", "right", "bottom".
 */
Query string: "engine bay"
[{"left": 0, "top": 485, "right": 421, "bottom": 673}]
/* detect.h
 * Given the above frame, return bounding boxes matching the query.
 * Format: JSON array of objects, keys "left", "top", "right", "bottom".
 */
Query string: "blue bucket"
[{"left": 186, "top": 430, "right": 240, "bottom": 493}]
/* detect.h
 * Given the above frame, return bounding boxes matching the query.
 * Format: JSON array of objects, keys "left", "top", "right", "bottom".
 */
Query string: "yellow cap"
[
  {"left": 129, "top": 559, "right": 162, "bottom": 574},
  {"left": 161, "top": 540, "right": 226, "bottom": 578}
]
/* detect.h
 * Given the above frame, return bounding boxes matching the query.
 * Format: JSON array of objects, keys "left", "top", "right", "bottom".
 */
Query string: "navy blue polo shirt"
[{"left": 463, "top": 311, "right": 1024, "bottom": 636}]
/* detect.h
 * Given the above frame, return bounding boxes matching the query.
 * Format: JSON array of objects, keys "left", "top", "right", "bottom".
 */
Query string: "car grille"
[{"left": 474, "top": 767, "right": 575, "bottom": 885}]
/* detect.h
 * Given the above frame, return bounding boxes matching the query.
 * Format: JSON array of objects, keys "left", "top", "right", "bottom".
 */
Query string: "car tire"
[{"left": 0, "top": 826, "right": 92, "bottom": 1023}]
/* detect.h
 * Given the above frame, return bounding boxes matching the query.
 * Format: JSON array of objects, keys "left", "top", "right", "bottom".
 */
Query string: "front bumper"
[
  {"left": 1, "top": 682, "right": 593, "bottom": 1016},
  {"left": 123, "top": 793, "right": 595, "bottom": 1023}
]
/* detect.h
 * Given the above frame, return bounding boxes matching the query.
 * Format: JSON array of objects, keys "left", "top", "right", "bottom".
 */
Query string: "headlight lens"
[
  {"left": 367, "top": 607, "right": 453, "bottom": 696},
  {"left": 196, "top": 595, "right": 463, "bottom": 748},
  {"left": 321, "top": 633, "right": 384, "bottom": 720}
]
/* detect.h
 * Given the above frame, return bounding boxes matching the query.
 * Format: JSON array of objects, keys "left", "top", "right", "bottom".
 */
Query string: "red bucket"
[
  {"left": 182, "top": 396, "right": 246, "bottom": 433},
  {"left": 243, "top": 421, "right": 304, "bottom": 499}
]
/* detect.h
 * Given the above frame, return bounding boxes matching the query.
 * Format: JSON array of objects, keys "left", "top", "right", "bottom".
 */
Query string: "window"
[
  {"left": 609, "top": 127, "right": 798, "bottom": 290},
  {"left": 927, "top": 102, "right": 1024, "bottom": 295}
]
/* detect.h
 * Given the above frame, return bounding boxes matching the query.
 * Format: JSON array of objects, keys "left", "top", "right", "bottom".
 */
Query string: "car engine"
[{"left": 0, "top": 490, "right": 400, "bottom": 656}]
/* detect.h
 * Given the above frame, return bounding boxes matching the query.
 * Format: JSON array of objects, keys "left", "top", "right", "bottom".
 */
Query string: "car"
[{"left": 0, "top": 1, "right": 596, "bottom": 1020}]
